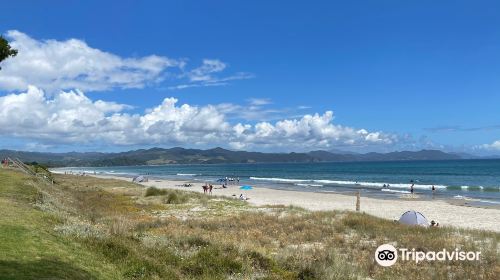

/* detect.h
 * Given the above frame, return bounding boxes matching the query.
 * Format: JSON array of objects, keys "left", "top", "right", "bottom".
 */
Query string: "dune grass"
[
  {"left": 0, "top": 168, "right": 498, "bottom": 279},
  {"left": 144, "top": 186, "right": 169, "bottom": 197},
  {"left": 145, "top": 187, "right": 190, "bottom": 204},
  {"left": 0, "top": 169, "right": 120, "bottom": 279}
]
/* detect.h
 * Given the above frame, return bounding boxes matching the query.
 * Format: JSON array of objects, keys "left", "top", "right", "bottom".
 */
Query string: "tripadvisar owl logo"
[{"left": 375, "top": 244, "right": 398, "bottom": 267}]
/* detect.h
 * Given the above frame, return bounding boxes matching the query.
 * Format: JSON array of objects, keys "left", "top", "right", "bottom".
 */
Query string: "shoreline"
[{"left": 86, "top": 173, "right": 500, "bottom": 233}]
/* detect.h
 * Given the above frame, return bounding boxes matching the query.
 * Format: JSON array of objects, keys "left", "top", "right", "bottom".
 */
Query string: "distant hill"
[{"left": 0, "top": 148, "right": 472, "bottom": 167}]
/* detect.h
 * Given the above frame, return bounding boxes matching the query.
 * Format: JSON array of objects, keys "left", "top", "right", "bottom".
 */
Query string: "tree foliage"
[{"left": 0, "top": 35, "right": 18, "bottom": 70}]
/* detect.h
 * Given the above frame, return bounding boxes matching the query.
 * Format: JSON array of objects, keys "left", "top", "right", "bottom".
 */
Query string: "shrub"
[
  {"left": 163, "top": 192, "right": 189, "bottom": 204},
  {"left": 144, "top": 187, "right": 167, "bottom": 197},
  {"left": 181, "top": 245, "right": 244, "bottom": 277}
]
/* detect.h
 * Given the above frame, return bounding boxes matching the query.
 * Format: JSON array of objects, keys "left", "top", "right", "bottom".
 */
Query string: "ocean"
[{"left": 54, "top": 159, "right": 500, "bottom": 206}]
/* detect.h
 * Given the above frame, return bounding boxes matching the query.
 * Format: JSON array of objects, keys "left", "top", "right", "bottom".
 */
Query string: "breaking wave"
[
  {"left": 248, "top": 176, "right": 476, "bottom": 190},
  {"left": 176, "top": 173, "right": 200, "bottom": 176}
]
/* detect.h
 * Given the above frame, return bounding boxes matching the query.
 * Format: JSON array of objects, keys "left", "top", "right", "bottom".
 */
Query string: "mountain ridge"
[{"left": 0, "top": 147, "right": 484, "bottom": 167}]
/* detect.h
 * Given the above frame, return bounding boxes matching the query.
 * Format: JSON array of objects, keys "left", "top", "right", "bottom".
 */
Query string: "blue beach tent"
[{"left": 398, "top": 210, "right": 429, "bottom": 227}]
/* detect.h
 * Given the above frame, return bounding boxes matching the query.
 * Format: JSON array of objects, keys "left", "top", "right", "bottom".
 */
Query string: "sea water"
[{"left": 54, "top": 159, "right": 500, "bottom": 205}]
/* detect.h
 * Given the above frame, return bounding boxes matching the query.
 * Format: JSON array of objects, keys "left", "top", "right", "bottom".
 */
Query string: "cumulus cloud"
[
  {"left": 0, "top": 30, "right": 182, "bottom": 92},
  {"left": 0, "top": 86, "right": 396, "bottom": 150},
  {"left": 228, "top": 112, "right": 396, "bottom": 150},
  {"left": 480, "top": 140, "right": 500, "bottom": 151},
  {"left": 0, "top": 31, "right": 251, "bottom": 92},
  {"left": 0, "top": 86, "right": 131, "bottom": 142}
]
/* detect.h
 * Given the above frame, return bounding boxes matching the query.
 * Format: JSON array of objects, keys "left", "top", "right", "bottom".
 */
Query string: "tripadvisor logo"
[
  {"left": 375, "top": 244, "right": 481, "bottom": 267},
  {"left": 375, "top": 244, "right": 398, "bottom": 267}
]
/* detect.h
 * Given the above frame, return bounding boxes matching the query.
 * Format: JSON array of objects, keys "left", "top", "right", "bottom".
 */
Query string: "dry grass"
[
  {"left": 1, "top": 169, "right": 498, "bottom": 279},
  {"left": 144, "top": 186, "right": 168, "bottom": 197}
]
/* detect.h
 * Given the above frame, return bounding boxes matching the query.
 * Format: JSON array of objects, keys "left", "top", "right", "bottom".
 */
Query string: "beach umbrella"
[
  {"left": 398, "top": 210, "right": 429, "bottom": 227},
  {"left": 133, "top": 175, "right": 145, "bottom": 182},
  {"left": 239, "top": 185, "right": 253, "bottom": 190}
]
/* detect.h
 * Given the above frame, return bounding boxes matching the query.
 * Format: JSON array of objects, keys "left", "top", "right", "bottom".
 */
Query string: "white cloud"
[
  {"left": 169, "top": 59, "right": 254, "bottom": 89},
  {"left": 480, "top": 140, "right": 500, "bottom": 151},
  {"left": 215, "top": 99, "right": 288, "bottom": 122},
  {"left": 228, "top": 111, "right": 396, "bottom": 150},
  {"left": 0, "top": 30, "right": 182, "bottom": 92},
  {"left": 0, "top": 86, "right": 397, "bottom": 150},
  {"left": 188, "top": 59, "right": 226, "bottom": 82},
  {"left": 0, "top": 86, "right": 131, "bottom": 142},
  {"left": 247, "top": 98, "right": 272, "bottom": 106},
  {"left": 0, "top": 31, "right": 251, "bottom": 92}
]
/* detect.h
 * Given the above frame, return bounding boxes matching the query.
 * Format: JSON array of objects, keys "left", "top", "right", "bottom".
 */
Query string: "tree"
[{"left": 0, "top": 35, "right": 18, "bottom": 70}]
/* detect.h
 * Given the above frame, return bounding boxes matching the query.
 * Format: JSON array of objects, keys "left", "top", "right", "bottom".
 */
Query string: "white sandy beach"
[{"left": 91, "top": 174, "right": 500, "bottom": 232}]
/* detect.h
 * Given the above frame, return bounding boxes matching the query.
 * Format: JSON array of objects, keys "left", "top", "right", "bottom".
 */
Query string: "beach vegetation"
[
  {"left": 0, "top": 169, "right": 498, "bottom": 279},
  {"left": 144, "top": 186, "right": 168, "bottom": 197},
  {"left": 0, "top": 35, "right": 18, "bottom": 70}
]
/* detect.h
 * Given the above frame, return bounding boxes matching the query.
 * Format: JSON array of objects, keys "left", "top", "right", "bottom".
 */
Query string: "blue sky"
[{"left": 1, "top": 0, "right": 499, "bottom": 154}]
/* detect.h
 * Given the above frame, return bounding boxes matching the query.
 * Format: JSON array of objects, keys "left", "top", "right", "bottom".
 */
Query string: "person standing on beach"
[{"left": 410, "top": 184, "right": 414, "bottom": 194}]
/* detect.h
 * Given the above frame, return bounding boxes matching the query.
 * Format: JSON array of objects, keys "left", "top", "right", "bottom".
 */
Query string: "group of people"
[
  {"left": 202, "top": 184, "right": 213, "bottom": 194},
  {"left": 201, "top": 181, "right": 250, "bottom": 201},
  {"left": 381, "top": 181, "right": 436, "bottom": 195},
  {"left": 218, "top": 177, "right": 240, "bottom": 186},
  {"left": 203, "top": 177, "right": 236, "bottom": 194},
  {"left": 409, "top": 180, "right": 436, "bottom": 195}
]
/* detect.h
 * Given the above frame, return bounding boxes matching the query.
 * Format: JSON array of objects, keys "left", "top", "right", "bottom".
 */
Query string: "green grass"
[
  {"left": 145, "top": 187, "right": 190, "bottom": 204},
  {"left": 0, "top": 169, "right": 120, "bottom": 279},
  {"left": 0, "top": 168, "right": 498, "bottom": 279}
]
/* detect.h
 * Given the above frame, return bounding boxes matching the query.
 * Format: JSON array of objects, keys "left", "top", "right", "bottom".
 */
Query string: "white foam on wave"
[
  {"left": 250, "top": 177, "right": 309, "bottom": 183},
  {"left": 103, "top": 171, "right": 130, "bottom": 175},
  {"left": 51, "top": 168, "right": 118, "bottom": 175},
  {"left": 478, "top": 199, "right": 500, "bottom": 205},
  {"left": 176, "top": 173, "right": 199, "bottom": 176},
  {"left": 250, "top": 177, "right": 448, "bottom": 190},
  {"left": 246, "top": 177, "right": 481, "bottom": 191},
  {"left": 313, "top": 179, "right": 446, "bottom": 190},
  {"left": 295, "top": 183, "right": 324, "bottom": 187},
  {"left": 314, "top": 179, "right": 360, "bottom": 185},
  {"left": 53, "top": 168, "right": 99, "bottom": 174},
  {"left": 381, "top": 188, "right": 411, "bottom": 194},
  {"left": 458, "top": 185, "right": 498, "bottom": 191}
]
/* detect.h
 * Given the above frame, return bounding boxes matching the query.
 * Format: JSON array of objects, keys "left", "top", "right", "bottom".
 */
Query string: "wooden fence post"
[{"left": 356, "top": 191, "right": 360, "bottom": 212}]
